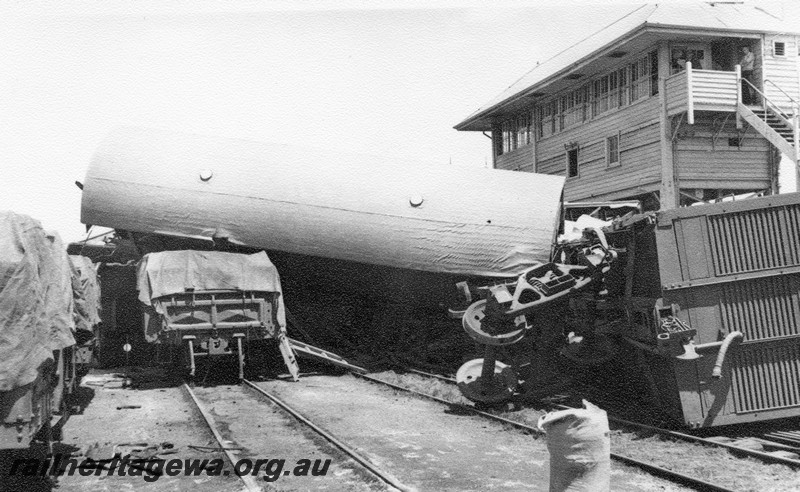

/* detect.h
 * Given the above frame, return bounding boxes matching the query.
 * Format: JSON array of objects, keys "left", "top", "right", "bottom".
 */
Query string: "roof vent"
[
  {"left": 565, "top": 73, "right": 583, "bottom": 80},
  {"left": 607, "top": 51, "right": 628, "bottom": 58}
]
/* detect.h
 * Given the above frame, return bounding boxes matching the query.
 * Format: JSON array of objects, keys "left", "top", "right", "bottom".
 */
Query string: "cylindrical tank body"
[{"left": 81, "top": 127, "right": 564, "bottom": 278}]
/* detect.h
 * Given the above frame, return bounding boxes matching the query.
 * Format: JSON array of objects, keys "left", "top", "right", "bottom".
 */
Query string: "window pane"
[
  {"left": 607, "top": 135, "right": 619, "bottom": 165},
  {"left": 567, "top": 148, "right": 579, "bottom": 177},
  {"left": 650, "top": 50, "right": 659, "bottom": 95}
]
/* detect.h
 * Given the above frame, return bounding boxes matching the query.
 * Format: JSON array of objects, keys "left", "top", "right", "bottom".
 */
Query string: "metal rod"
[
  {"left": 480, "top": 346, "right": 497, "bottom": 385},
  {"left": 742, "top": 76, "right": 793, "bottom": 121},
  {"left": 187, "top": 340, "right": 196, "bottom": 378},
  {"left": 236, "top": 336, "right": 244, "bottom": 380},
  {"left": 764, "top": 79, "right": 800, "bottom": 106}
]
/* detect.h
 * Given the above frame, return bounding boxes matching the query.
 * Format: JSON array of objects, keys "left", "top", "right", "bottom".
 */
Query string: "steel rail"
[
  {"left": 558, "top": 403, "right": 800, "bottom": 468},
  {"left": 241, "top": 379, "right": 410, "bottom": 492},
  {"left": 181, "top": 383, "right": 263, "bottom": 492},
  {"left": 356, "top": 372, "right": 734, "bottom": 492},
  {"left": 402, "top": 367, "right": 800, "bottom": 468}
]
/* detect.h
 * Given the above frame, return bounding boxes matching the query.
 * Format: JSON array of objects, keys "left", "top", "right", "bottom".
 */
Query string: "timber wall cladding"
[
  {"left": 675, "top": 113, "right": 771, "bottom": 188},
  {"left": 495, "top": 145, "right": 534, "bottom": 172},
  {"left": 763, "top": 35, "right": 800, "bottom": 109},
  {"left": 535, "top": 97, "right": 662, "bottom": 200},
  {"left": 666, "top": 74, "right": 689, "bottom": 114}
]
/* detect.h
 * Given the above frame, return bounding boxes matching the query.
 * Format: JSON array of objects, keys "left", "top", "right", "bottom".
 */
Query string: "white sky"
[{"left": 1, "top": 0, "right": 798, "bottom": 243}]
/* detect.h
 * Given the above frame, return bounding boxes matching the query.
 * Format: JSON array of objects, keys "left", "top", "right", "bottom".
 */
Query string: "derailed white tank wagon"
[
  {"left": 80, "top": 127, "right": 567, "bottom": 378},
  {"left": 80, "top": 127, "right": 565, "bottom": 279}
]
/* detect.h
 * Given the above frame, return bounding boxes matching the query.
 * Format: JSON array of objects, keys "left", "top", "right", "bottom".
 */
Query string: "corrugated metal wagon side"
[{"left": 655, "top": 192, "right": 800, "bottom": 427}]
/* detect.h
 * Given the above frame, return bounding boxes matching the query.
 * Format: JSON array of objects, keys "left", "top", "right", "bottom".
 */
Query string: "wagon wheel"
[
  {"left": 461, "top": 300, "right": 526, "bottom": 346},
  {"left": 456, "top": 357, "right": 518, "bottom": 403}
]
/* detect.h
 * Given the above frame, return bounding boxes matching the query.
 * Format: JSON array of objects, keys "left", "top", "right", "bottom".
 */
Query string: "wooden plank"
[
  {"left": 495, "top": 145, "right": 534, "bottom": 171},
  {"left": 762, "top": 34, "right": 800, "bottom": 111},
  {"left": 660, "top": 74, "right": 679, "bottom": 209}
]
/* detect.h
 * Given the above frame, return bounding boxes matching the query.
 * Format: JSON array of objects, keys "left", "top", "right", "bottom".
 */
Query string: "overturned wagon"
[
  {"left": 459, "top": 192, "right": 800, "bottom": 428},
  {"left": 81, "top": 127, "right": 565, "bottom": 279},
  {"left": 138, "top": 250, "right": 299, "bottom": 381},
  {"left": 80, "top": 127, "right": 800, "bottom": 428}
]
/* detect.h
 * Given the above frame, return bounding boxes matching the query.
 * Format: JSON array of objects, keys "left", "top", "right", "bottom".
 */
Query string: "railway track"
[
  {"left": 398, "top": 367, "right": 800, "bottom": 467},
  {"left": 184, "top": 373, "right": 665, "bottom": 491},
  {"left": 180, "top": 365, "right": 800, "bottom": 491},
  {"left": 182, "top": 381, "right": 394, "bottom": 491},
  {"left": 408, "top": 367, "right": 800, "bottom": 466},
  {"left": 359, "top": 367, "right": 784, "bottom": 492},
  {"left": 240, "top": 380, "right": 408, "bottom": 491},
  {"left": 183, "top": 383, "right": 263, "bottom": 492}
]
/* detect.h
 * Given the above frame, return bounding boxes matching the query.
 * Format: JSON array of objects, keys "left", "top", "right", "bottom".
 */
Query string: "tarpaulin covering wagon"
[
  {"left": 137, "top": 250, "right": 299, "bottom": 380},
  {"left": 0, "top": 212, "right": 78, "bottom": 449}
]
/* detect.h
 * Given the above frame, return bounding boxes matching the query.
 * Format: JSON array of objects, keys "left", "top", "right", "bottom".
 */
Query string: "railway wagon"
[
  {"left": 79, "top": 126, "right": 800, "bottom": 427},
  {"left": 138, "top": 250, "right": 299, "bottom": 381},
  {"left": 640, "top": 192, "right": 800, "bottom": 427},
  {"left": 0, "top": 213, "right": 100, "bottom": 449},
  {"left": 80, "top": 126, "right": 564, "bottom": 280},
  {"left": 458, "top": 192, "right": 800, "bottom": 428}
]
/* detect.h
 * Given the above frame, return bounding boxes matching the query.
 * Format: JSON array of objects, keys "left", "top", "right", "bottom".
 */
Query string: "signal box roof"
[{"left": 455, "top": 3, "right": 800, "bottom": 131}]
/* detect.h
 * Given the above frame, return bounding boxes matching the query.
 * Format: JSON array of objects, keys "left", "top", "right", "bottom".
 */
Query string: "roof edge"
[
  {"left": 455, "top": 19, "right": 800, "bottom": 132},
  {"left": 454, "top": 22, "right": 649, "bottom": 131}
]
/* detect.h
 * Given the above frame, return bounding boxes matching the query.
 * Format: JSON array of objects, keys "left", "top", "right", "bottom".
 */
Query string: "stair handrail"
[
  {"left": 763, "top": 81, "right": 800, "bottom": 163},
  {"left": 764, "top": 79, "right": 800, "bottom": 108},
  {"left": 741, "top": 77, "right": 794, "bottom": 125}
]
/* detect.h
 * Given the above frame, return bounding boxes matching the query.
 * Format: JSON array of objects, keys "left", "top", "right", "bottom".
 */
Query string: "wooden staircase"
[
  {"left": 738, "top": 103, "right": 798, "bottom": 162},
  {"left": 756, "top": 108, "right": 796, "bottom": 146},
  {"left": 735, "top": 77, "right": 800, "bottom": 174}
]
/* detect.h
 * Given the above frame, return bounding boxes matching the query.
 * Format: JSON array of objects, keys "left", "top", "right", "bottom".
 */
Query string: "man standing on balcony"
[{"left": 739, "top": 45, "right": 756, "bottom": 104}]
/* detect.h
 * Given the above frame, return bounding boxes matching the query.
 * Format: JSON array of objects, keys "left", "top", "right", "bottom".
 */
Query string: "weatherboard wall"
[
  {"left": 488, "top": 32, "right": 793, "bottom": 204},
  {"left": 532, "top": 95, "right": 663, "bottom": 202},
  {"left": 762, "top": 34, "right": 800, "bottom": 111},
  {"left": 675, "top": 113, "right": 772, "bottom": 190},
  {"left": 494, "top": 145, "right": 534, "bottom": 173}
]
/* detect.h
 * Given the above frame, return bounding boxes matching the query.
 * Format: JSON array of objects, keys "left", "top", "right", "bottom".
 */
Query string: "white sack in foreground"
[{"left": 81, "top": 127, "right": 564, "bottom": 278}]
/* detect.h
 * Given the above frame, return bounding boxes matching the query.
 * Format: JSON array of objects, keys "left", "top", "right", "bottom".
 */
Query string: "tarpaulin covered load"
[
  {"left": 81, "top": 127, "right": 565, "bottom": 278},
  {"left": 0, "top": 212, "right": 76, "bottom": 392},
  {"left": 69, "top": 255, "right": 101, "bottom": 335},
  {"left": 137, "top": 249, "right": 286, "bottom": 329}
]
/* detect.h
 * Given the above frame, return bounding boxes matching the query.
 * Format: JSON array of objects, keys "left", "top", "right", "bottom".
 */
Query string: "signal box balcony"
[
  {"left": 665, "top": 62, "right": 741, "bottom": 120},
  {"left": 665, "top": 61, "right": 799, "bottom": 165}
]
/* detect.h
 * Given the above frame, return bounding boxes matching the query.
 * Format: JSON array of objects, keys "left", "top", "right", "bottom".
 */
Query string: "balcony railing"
[{"left": 665, "top": 62, "right": 740, "bottom": 121}]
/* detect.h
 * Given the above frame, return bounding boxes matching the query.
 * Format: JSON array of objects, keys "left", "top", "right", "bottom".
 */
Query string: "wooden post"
[
  {"left": 735, "top": 64, "right": 743, "bottom": 129},
  {"left": 659, "top": 77, "right": 679, "bottom": 209},
  {"left": 531, "top": 109, "right": 538, "bottom": 172},
  {"left": 794, "top": 106, "right": 800, "bottom": 191},
  {"left": 686, "top": 61, "right": 694, "bottom": 125}
]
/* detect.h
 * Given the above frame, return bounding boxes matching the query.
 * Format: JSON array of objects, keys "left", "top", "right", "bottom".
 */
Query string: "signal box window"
[
  {"left": 566, "top": 148, "right": 579, "bottom": 178},
  {"left": 606, "top": 135, "right": 620, "bottom": 167}
]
